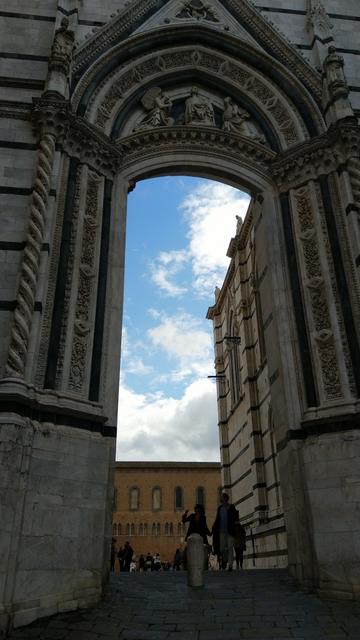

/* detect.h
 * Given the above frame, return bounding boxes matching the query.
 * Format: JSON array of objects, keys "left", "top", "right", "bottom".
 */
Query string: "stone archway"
[{"left": 1, "top": 1, "right": 360, "bottom": 632}]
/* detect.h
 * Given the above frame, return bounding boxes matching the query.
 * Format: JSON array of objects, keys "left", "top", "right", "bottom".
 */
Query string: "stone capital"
[{"left": 271, "top": 123, "right": 360, "bottom": 191}]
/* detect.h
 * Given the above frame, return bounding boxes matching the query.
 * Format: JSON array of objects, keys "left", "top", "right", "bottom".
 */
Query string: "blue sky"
[{"left": 116, "top": 176, "right": 250, "bottom": 462}]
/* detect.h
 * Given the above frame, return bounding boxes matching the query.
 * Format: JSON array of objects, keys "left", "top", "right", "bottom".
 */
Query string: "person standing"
[
  {"left": 233, "top": 520, "right": 246, "bottom": 569},
  {"left": 122, "top": 541, "right": 134, "bottom": 572},
  {"left": 212, "top": 492, "right": 238, "bottom": 570},
  {"left": 182, "top": 504, "right": 211, "bottom": 544}
]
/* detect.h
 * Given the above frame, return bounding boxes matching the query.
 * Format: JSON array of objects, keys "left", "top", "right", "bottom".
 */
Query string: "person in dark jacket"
[
  {"left": 182, "top": 504, "right": 211, "bottom": 544},
  {"left": 212, "top": 492, "right": 239, "bottom": 570}
]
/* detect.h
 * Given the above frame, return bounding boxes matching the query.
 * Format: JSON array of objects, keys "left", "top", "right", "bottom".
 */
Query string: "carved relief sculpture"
[
  {"left": 184, "top": 86, "right": 215, "bottom": 126},
  {"left": 322, "top": 46, "right": 354, "bottom": 123},
  {"left": 45, "top": 17, "right": 75, "bottom": 99},
  {"left": 222, "top": 97, "right": 266, "bottom": 143},
  {"left": 134, "top": 87, "right": 174, "bottom": 131},
  {"left": 176, "top": 0, "right": 219, "bottom": 22}
]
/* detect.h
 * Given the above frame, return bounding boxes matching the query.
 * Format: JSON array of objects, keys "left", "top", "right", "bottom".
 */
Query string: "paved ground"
[{"left": 8, "top": 569, "right": 360, "bottom": 640}]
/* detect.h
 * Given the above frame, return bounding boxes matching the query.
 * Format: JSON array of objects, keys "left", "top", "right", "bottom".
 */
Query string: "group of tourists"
[
  {"left": 182, "top": 492, "right": 246, "bottom": 570},
  {"left": 111, "top": 493, "right": 246, "bottom": 573}
]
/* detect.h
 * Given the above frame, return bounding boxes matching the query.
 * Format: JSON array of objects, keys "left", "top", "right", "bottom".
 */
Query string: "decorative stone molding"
[
  {"left": 293, "top": 186, "right": 342, "bottom": 400},
  {"left": 89, "top": 46, "right": 305, "bottom": 147},
  {"left": 0, "top": 101, "right": 32, "bottom": 121},
  {"left": 116, "top": 125, "right": 275, "bottom": 171},
  {"left": 318, "top": 177, "right": 358, "bottom": 395},
  {"left": 35, "top": 158, "right": 71, "bottom": 388},
  {"left": 73, "top": 0, "right": 167, "bottom": 79},
  {"left": 65, "top": 115, "right": 122, "bottom": 175},
  {"left": 271, "top": 123, "right": 360, "bottom": 191},
  {"left": 348, "top": 157, "right": 360, "bottom": 212},
  {"left": 6, "top": 131, "right": 56, "bottom": 378},
  {"left": 307, "top": 0, "right": 333, "bottom": 40},
  {"left": 54, "top": 164, "right": 84, "bottom": 390},
  {"left": 73, "top": 0, "right": 321, "bottom": 105},
  {"left": 68, "top": 171, "right": 101, "bottom": 394},
  {"left": 32, "top": 97, "right": 123, "bottom": 175},
  {"left": 32, "top": 98, "right": 71, "bottom": 141}
]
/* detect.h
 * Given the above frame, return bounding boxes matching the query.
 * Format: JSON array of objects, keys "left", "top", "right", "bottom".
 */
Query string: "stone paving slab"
[{"left": 7, "top": 570, "right": 360, "bottom": 639}]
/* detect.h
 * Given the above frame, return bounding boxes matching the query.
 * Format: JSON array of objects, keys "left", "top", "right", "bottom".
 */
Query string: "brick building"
[{"left": 112, "top": 462, "right": 221, "bottom": 564}]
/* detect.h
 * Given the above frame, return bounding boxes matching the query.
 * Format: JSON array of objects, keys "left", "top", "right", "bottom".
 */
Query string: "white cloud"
[
  {"left": 180, "top": 182, "right": 250, "bottom": 296},
  {"left": 150, "top": 249, "right": 188, "bottom": 296},
  {"left": 116, "top": 378, "right": 220, "bottom": 461},
  {"left": 147, "top": 311, "right": 213, "bottom": 380}
]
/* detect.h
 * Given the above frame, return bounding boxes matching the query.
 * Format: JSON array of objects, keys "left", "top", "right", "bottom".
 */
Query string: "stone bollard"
[{"left": 186, "top": 533, "right": 205, "bottom": 588}]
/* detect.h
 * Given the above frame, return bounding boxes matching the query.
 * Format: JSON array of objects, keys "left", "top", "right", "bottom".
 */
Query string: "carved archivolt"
[
  {"left": 73, "top": 0, "right": 321, "bottom": 104},
  {"left": 84, "top": 47, "right": 306, "bottom": 148},
  {"left": 293, "top": 186, "right": 342, "bottom": 400}
]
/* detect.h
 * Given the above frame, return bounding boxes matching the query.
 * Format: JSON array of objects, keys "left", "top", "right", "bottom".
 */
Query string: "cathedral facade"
[{"left": 0, "top": 0, "right": 360, "bottom": 632}]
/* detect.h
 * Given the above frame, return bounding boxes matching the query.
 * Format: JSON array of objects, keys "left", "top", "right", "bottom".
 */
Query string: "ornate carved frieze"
[
  {"left": 314, "top": 179, "right": 357, "bottom": 395},
  {"left": 68, "top": 171, "right": 101, "bottom": 393},
  {"left": 272, "top": 123, "right": 360, "bottom": 191},
  {"left": 116, "top": 125, "right": 275, "bottom": 171},
  {"left": 54, "top": 164, "right": 84, "bottom": 389},
  {"left": 92, "top": 47, "right": 304, "bottom": 147},
  {"left": 293, "top": 186, "right": 342, "bottom": 400}
]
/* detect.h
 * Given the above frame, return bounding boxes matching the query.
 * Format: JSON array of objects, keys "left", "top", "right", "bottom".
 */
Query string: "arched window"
[
  {"left": 152, "top": 487, "right": 162, "bottom": 511},
  {"left": 144, "top": 523, "right": 148, "bottom": 536},
  {"left": 196, "top": 486, "right": 205, "bottom": 507},
  {"left": 174, "top": 486, "right": 183, "bottom": 510},
  {"left": 177, "top": 522, "right": 182, "bottom": 536},
  {"left": 130, "top": 523, "right": 135, "bottom": 536},
  {"left": 129, "top": 486, "right": 139, "bottom": 510},
  {"left": 118, "top": 523, "right": 122, "bottom": 536},
  {"left": 139, "top": 523, "right": 144, "bottom": 536},
  {"left": 157, "top": 522, "right": 161, "bottom": 536},
  {"left": 165, "top": 522, "right": 169, "bottom": 535},
  {"left": 152, "top": 522, "right": 156, "bottom": 536},
  {"left": 126, "top": 523, "right": 130, "bottom": 536},
  {"left": 169, "top": 522, "right": 173, "bottom": 536}
]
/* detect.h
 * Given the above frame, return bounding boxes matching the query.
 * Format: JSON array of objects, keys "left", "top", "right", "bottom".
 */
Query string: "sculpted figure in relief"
[
  {"left": 134, "top": 87, "right": 174, "bottom": 131},
  {"left": 185, "top": 86, "right": 215, "bottom": 126},
  {"left": 222, "top": 97, "right": 266, "bottom": 144},
  {"left": 177, "top": 0, "right": 218, "bottom": 22},
  {"left": 50, "top": 17, "right": 74, "bottom": 72}
]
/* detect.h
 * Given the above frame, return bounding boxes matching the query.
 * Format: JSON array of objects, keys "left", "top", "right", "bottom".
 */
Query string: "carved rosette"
[
  {"left": 293, "top": 186, "right": 342, "bottom": 400},
  {"left": 68, "top": 171, "right": 101, "bottom": 393},
  {"left": 6, "top": 133, "right": 56, "bottom": 377}
]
